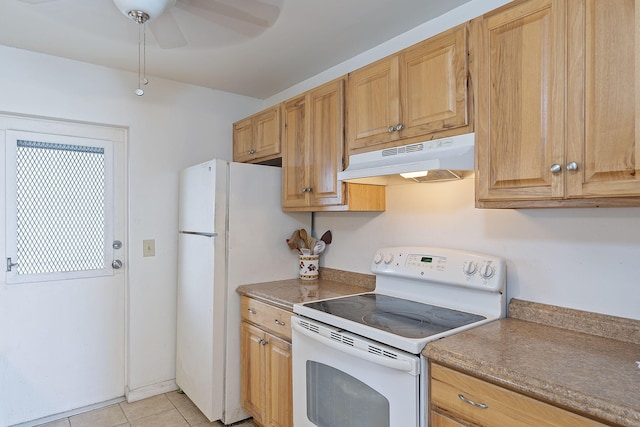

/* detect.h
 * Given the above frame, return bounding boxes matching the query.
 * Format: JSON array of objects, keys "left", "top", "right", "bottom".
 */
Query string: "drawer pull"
[
  {"left": 458, "top": 394, "right": 488, "bottom": 409},
  {"left": 274, "top": 319, "right": 286, "bottom": 326},
  {"left": 247, "top": 308, "right": 257, "bottom": 314}
]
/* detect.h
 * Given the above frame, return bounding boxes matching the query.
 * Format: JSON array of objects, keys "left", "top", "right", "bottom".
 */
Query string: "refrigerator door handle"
[{"left": 179, "top": 231, "right": 218, "bottom": 237}]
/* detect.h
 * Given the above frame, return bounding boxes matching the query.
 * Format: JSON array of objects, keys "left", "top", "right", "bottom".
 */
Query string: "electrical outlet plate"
[{"left": 143, "top": 239, "right": 155, "bottom": 257}]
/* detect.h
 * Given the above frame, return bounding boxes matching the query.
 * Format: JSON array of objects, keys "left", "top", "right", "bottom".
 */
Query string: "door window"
[{"left": 5, "top": 131, "right": 114, "bottom": 283}]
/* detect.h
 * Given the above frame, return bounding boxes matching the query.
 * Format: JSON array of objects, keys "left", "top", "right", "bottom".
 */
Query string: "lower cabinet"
[
  {"left": 429, "top": 363, "right": 607, "bottom": 427},
  {"left": 240, "top": 296, "right": 293, "bottom": 427}
]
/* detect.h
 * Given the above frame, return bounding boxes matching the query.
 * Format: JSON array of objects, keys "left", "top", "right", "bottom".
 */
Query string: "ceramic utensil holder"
[{"left": 299, "top": 254, "right": 319, "bottom": 280}]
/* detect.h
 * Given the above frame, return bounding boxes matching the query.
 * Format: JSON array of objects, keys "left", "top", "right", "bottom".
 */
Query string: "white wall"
[
  {"left": 315, "top": 179, "right": 640, "bottom": 321},
  {"left": 265, "top": 0, "right": 640, "bottom": 321},
  {"left": 0, "top": 44, "right": 262, "bottom": 420}
]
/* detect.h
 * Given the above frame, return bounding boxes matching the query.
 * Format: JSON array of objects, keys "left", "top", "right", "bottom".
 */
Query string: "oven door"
[{"left": 292, "top": 316, "right": 420, "bottom": 427}]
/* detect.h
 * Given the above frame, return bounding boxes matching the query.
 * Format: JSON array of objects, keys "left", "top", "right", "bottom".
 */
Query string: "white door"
[{"left": 0, "top": 116, "right": 127, "bottom": 426}]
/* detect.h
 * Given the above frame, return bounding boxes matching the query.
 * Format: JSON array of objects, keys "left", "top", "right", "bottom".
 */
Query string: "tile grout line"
[
  {"left": 116, "top": 392, "right": 190, "bottom": 426},
  {"left": 165, "top": 392, "right": 193, "bottom": 426}
]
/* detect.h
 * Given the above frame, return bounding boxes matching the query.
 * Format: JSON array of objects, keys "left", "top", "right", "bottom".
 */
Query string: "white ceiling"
[{"left": 0, "top": 0, "right": 473, "bottom": 99}]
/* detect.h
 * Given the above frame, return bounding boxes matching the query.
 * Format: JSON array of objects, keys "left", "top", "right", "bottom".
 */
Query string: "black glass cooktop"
[{"left": 303, "top": 293, "right": 486, "bottom": 339}]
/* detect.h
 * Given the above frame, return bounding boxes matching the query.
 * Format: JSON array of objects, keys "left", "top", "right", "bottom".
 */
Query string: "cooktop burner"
[{"left": 302, "top": 293, "right": 486, "bottom": 339}]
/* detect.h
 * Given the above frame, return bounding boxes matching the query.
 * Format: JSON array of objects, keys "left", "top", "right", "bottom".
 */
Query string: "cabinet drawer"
[
  {"left": 430, "top": 363, "right": 606, "bottom": 427},
  {"left": 241, "top": 296, "right": 292, "bottom": 341}
]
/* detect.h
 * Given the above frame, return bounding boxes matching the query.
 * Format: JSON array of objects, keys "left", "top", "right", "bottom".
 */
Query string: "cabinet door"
[
  {"left": 400, "top": 24, "right": 470, "bottom": 140},
  {"left": 233, "top": 117, "right": 254, "bottom": 163},
  {"left": 233, "top": 107, "right": 281, "bottom": 164},
  {"left": 282, "top": 95, "right": 309, "bottom": 208},
  {"left": 308, "top": 79, "right": 344, "bottom": 207},
  {"left": 253, "top": 107, "right": 281, "bottom": 162},
  {"left": 240, "top": 322, "right": 266, "bottom": 424},
  {"left": 265, "top": 334, "right": 293, "bottom": 427},
  {"left": 566, "top": 0, "right": 640, "bottom": 198},
  {"left": 476, "top": 0, "right": 566, "bottom": 202},
  {"left": 347, "top": 56, "right": 401, "bottom": 152}
]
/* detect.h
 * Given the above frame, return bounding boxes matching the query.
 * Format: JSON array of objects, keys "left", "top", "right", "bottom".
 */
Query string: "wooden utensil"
[
  {"left": 288, "top": 230, "right": 300, "bottom": 249},
  {"left": 299, "top": 229, "right": 308, "bottom": 248}
]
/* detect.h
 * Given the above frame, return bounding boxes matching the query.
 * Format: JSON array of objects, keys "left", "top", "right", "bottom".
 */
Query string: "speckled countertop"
[
  {"left": 424, "top": 299, "right": 640, "bottom": 426},
  {"left": 235, "top": 267, "right": 375, "bottom": 311}
]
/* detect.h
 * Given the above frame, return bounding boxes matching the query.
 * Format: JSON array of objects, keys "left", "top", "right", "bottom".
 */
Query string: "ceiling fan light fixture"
[
  {"left": 113, "top": 0, "right": 176, "bottom": 23},
  {"left": 113, "top": 0, "right": 176, "bottom": 96},
  {"left": 128, "top": 10, "right": 150, "bottom": 24}
]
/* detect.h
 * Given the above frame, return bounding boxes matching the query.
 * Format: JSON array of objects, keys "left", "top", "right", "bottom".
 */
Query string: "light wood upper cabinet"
[
  {"left": 347, "top": 23, "right": 471, "bottom": 155},
  {"left": 233, "top": 106, "right": 281, "bottom": 164},
  {"left": 476, "top": 0, "right": 640, "bottom": 208},
  {"left": 566, "top": 0, "right": 640, "bottom": 199},
  {"left": 282, "top": 79, "right": 343, "bottom": 209},
  {"left": 282, "top": 77, "right": 385, "bottom": 211}
]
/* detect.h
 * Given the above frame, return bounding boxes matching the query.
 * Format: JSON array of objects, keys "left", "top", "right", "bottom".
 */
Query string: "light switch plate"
[{"left": 143, "top": 239, "right": 155, "bottom": 257}]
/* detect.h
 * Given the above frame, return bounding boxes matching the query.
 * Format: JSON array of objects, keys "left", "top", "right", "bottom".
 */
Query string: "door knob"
[{"left": 112, "top": 259, "right": 123, "bottom": 269}]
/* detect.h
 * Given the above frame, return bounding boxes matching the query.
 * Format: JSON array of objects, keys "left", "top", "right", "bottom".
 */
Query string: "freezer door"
[
  {"left": 176, "top": 232, "right": 225, "bottom": 422},
  {"left": 178, "top": 159, "right": 226, "bottom": 234},
  {"left": 223, "top": 162, "right": 311, "bottom": 424}
]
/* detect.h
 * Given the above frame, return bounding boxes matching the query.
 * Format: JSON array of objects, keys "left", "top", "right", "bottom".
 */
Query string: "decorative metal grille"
[{"left": 15, "top": 140, "right": 106, "bottom": 275}]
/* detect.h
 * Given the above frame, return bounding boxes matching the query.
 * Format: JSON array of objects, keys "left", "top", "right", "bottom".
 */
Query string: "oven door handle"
[{"left": 292, "top": 320, "right": 416, "bottom": 373}]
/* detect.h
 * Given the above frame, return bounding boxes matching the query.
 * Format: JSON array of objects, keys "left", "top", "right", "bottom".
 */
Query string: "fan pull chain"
[
  {"left": 143, "top": 22, "right": 148, "bottom": 86},
  {"left": 135, "top": 22, "right": 149, "bottom": 96}
]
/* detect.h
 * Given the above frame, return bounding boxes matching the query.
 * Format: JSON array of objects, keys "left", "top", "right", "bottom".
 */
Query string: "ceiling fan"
[
  {"left": 17, "top": 0, "right": 282, "bottom": 49},
  {"left": 16, "top": 0, "right": 282, "bottom": 95}
]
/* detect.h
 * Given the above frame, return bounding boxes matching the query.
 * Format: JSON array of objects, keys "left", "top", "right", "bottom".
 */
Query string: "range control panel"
[{"left": 371, "top": 246, "right": 506, "bottom": 293}]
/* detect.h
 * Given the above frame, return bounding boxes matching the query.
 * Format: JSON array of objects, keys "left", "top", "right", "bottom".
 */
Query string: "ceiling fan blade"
[
  {"left": 177, "top": 0, "right": 280, "bottom": 28},
  {"left": 148, "top": 10, "right": 187, "bottom": 49}
]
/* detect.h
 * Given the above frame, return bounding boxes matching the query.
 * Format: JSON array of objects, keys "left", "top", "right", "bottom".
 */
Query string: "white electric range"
[{"left": 291, "top": 246, "right": 506, "bottom": 427}]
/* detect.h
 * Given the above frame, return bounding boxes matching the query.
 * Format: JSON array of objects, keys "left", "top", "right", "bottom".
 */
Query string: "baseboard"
[
  {"left": 125, "top": 379, "right": 179, "bottom": 403},
  {"left": 10, "top": 397, "right": 126, "bottom": 427}
]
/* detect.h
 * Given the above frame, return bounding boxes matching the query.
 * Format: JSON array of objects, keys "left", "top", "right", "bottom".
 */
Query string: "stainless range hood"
[{"left": 338, "top": 133, "right": 475, "bottom": 185}]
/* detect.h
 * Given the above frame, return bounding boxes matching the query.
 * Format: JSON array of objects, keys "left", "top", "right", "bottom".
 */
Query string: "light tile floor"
[{"left": 36, "top": 391, "right": 257, "bottom": 427}]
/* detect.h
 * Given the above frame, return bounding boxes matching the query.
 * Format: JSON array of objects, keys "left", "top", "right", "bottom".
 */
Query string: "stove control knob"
[
  {"left": 463, "top": 262, "right": 477, "bottom": 275},
  {"left": 383, "top": 253, "right": 394, "bottom": 264},
  {"left": 479, "top": 263, "right": 495, "bottom": 279},
  {"left": 373, "top": 252, "right": 383, "bottom": 264}
]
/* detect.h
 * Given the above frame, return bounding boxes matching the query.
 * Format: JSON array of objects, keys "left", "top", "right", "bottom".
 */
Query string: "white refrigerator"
[{"left": 176, "top": 159, "right": 310, "bottom": 424}]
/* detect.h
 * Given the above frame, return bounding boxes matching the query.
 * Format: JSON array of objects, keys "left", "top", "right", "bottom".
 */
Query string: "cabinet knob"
[
  {"left": 301, "top": 187, "right": 312, "bottom": 193},
  {"left": 566, "top": 161, "right": 579, "bottom": 171},
  {"left": 248, "top": 149, "right": 256, "bottom": 155},
  {"left": 274, "top": 319, "right": 286, "bottom": 326},
  {"left": 387, "top": 125, "right": 395, "bottom": 133},
  {"left": 395, "top": 123, "right": 404, "bottom": 131},
  {"left": 258, "top": 338, "right": 269, "bottom": 346},
  {"left": 550, "top": 164, "right": 562, "bottom": 174},
  {"left": 247, "top": 308, "right": 256, "bottom": 314}
]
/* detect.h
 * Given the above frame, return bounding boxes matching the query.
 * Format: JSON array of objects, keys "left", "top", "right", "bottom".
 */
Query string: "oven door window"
[{"left": 306, "top": 361, "right": 389, "bottom": 427}]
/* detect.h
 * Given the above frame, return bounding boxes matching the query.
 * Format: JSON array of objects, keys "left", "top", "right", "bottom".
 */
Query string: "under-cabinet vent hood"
[{"left": 338, "top": 133, "right": 475, "bottom": 185}]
